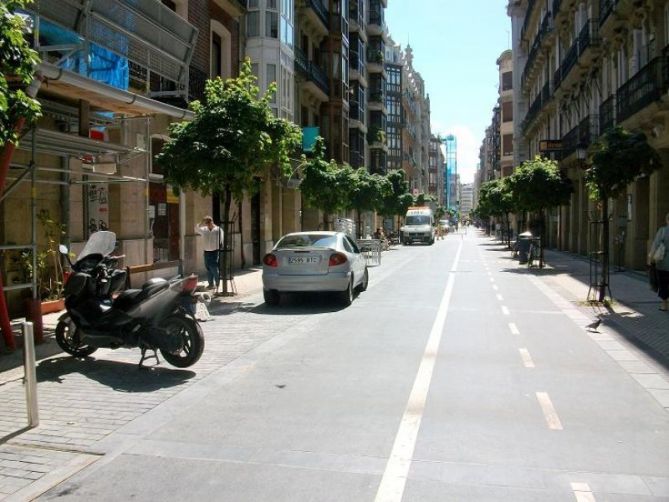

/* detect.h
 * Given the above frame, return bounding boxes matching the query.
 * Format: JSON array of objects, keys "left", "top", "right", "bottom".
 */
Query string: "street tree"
[
  {"left": 586, "top": 126, "right": 661, "bottom": 301},
  {"left": 299, "top": 138, "right": 352, "bottom": 230},
  {"left": 0, "top": 0, "right": 42, "bottom": 350},
  {"left": 378, "top": 169, "right": 413, "bottom": 230},
  {"left": 478, "top": 178, "right": 516, "bottom": 247},
  {"left": 507, "top": 156, "right": 572, "bottom": 267},
  {"left": 155, "top": 59, "right": 302, "bottom": 293},
  {"left": 346, "top": 168, "right": 391, "bottom": 238}
]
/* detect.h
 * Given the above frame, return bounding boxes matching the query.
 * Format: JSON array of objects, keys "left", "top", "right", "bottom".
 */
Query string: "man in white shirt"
[{"left": 194, "top": 216, "right": 223, "bottom": 289}]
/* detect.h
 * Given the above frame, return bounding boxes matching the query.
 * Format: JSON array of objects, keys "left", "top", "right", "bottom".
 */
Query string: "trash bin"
[{"left": 516, "top": 231, "right": 532, "bottom": 263}]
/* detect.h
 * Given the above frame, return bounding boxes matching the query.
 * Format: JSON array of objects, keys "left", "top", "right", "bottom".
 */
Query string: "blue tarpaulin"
[{"left": 39, "top": 19, "right": 129, "bottom": 91}]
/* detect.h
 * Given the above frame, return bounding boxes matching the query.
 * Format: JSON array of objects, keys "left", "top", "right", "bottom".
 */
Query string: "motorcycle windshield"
[{"left": 77, "top": 231, "right": 117, "bottom": 261}]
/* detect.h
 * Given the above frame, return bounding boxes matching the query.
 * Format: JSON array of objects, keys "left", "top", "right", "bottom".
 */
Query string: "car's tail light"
[
  {"left": 263, "top": 253, "right": 278, "bottom": 267},
  {"left": 182, "top": 275, "right": 198, "bottom": 294},
  {"left": 329, "top": 252, "right": 348, "bottom": 267}
]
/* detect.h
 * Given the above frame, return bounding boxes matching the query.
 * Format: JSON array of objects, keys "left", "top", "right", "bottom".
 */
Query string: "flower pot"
[{"left": 40, "top": 298, "right": 65, "bottom": 315}]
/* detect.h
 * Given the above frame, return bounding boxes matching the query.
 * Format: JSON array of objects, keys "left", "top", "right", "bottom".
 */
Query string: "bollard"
[{"left": 23, "top": 322, "right": 39, "bottom": 427}]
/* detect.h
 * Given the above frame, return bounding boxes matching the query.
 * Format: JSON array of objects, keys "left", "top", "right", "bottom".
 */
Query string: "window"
[
  {"left": 211, "top": 33, "right": 222, "bottom": 77},
  {"left": 502, "top": 71, "right": 513, "bottom": 91},
  {"left": 502, "top": 134, "right": 513, "bottom": 156},
  {"left": 247, "top": 11, "right": 260, "bottom": 37},
  {"left": 266, "top": 11, "right": 279, "bottom": 38},
  {"left": 502, "top": 101, "right": 513, "bottom": 122}
]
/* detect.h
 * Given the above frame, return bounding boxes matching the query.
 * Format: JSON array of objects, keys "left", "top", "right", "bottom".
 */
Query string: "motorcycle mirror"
[{"left": 59, "top": 244, "right": 69, "bottom": 255}]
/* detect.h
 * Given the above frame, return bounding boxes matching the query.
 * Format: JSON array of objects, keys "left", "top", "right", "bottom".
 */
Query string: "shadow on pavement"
[
  {"left": 253, "top": 292, "right": 347, "bottom": 315},
  {"left": 36, "top": 356, "right": 196, "bottom": 392}
]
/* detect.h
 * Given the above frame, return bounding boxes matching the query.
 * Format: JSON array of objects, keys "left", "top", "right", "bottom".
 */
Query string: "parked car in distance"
[{"left": 262, "top": 231, "right": 368, "bottom": 307}]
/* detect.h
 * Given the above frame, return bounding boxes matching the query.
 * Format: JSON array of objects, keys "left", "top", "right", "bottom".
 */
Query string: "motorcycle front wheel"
[
  {"left": 159, "top": 315, "right": 205, "bottom": 368},
  {"left": 55, "top": 319, "right": 98, "bottom": 357}
]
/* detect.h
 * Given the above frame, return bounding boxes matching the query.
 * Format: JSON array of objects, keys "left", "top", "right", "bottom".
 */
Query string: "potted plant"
[{"left": 23, "top": 210, "right": 67, "bottom": 316}]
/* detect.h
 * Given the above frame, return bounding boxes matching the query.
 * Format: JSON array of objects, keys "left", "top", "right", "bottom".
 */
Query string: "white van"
[{"left": 401, "top": 207, "right": 435, "bottom": 245}]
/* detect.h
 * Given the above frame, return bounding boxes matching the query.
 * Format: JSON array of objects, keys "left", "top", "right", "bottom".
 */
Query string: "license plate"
[{"left": 288, "top": 256, "right": 319, "bottom": 265}]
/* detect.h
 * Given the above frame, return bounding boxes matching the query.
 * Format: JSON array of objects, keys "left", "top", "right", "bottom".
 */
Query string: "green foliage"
[
  {"left": 507, "top": 156, "right": 572, "bottom": 212},
  {"left": 300, "top": 138, "right": 352, "bottom": 216},
  {"left": 434, "top": 206, "right": 446, "bottom": 220},
  {"left": 366, "top": 126, "right": 386, "bottom": 145},
  {"left": 1, "top": 0, "right": 42, "bottom": 148},
  {"left": 478, "top": 178, "right": 515, "bottom": 217},
  {"left": 346, "top": 168, "right": 391, "bottom": 213},
  {"left": 378, "top": 169, "right": 413, "bottom": 218},
  {"left": 586, "top": 126, "right": 661, "bottom": 200},
  {"left": 155, "top": 58, "right": 302, "bottom": 201}
]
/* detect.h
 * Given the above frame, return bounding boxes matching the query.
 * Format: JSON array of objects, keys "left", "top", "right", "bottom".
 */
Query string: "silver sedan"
[{"left": 262, "top": 231, "right": 369, "bottom": 306}]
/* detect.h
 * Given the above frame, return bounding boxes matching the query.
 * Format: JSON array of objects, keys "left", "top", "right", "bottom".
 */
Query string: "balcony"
[
  {"left": 599, "top": 0, "right": 618, "bottom": 27},
  {"left": 578, "top": 20, "right": 599, "bottom": 58},
  {"left": 350, "top": 53, "right": 368, "bottom": 85},
  {"left": 26, "top": 0, "right": 198, "bottom": 104},
  {"left": 349, "top": 0, "right": 366, "bottom": 34},
  {"left": 599, "top": 94, "right": 615, "bottom": 132},
  {"left": 562, "top": 115, "right": 598, "bottom": 158},
  {"left": 521, "top": 12, "right": 553, "bottom": 92},
  {"left": 304, "top": 0, "right": 329, "bottom": 31},
  {"left": 521, "top": 0, "right": 538, "bottom": 42},
  {"left": 560, "top": 42, "right": 579, "bottom": 83},
  {"left": 368, "top": 5, "right": 385, "bottom": 36},
  {"left": 366, "top": 45, "right": 385, "bottom": 73},
  {"left": 617, "top": 56, "right": 667, "bottom": 123},
  {"left": 294, "top": 46, "right": 329, "bottom": 100}
]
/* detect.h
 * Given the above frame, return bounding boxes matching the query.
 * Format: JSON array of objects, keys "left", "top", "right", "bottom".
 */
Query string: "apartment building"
[
  {"left": 385, "top": 37, "right": 403, "bottom": 172},
  {"left": 498, "top": 50, "right": 515, "bottom": 177},
  {"left": 428, "top": 135, "right": 445, "bottom": 205},
  {"left": 508, "top": 0, "right": 669, "bottom": 270}
]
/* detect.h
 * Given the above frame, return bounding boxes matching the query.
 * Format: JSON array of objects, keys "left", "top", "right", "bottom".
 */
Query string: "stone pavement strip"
[{"left": 0, "top": 268, "right": 265, "bottom": 501}]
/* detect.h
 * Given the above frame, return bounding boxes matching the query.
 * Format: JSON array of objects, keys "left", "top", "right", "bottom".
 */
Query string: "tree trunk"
[
  {"left": 599, "top": 197, "right": 610, "bottom": 302},
  {"left": 322, "top": 212, "right": 329, "bottom": 231},
  {"left": 356, "top": 209, "right": 362, "bottom": 239},
  {"left": 539, "top": 208, "right": 545, "bottom": 269},
  {"left": 505, "top": 213, "right": 511, "bottom": 249},
  {"left": 220, "top": 187, "right": 232, "bottom": 295},
  {"left": 237, "top": 199, "right": 245, "bottom": 269}
]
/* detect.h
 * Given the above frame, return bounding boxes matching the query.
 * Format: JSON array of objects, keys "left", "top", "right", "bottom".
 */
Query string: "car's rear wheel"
[
  {"left": 337, "top": 278, "right": 354, "bottom": 306},
  {"left": 264, "top": 289, "right": 280, "bottom": 306},
  {"left": 356, "top": 267, "right": 369, "bottom": 293}
]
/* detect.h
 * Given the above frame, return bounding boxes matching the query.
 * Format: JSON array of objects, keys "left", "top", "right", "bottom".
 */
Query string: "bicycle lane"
[{"left": 401, "top": 233, "right": 669, "bottom": 500}]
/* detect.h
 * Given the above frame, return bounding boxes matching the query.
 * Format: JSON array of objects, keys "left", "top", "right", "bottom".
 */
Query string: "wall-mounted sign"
[
  {"left": 539, "top": 140, "right": 563, "bottom": 152},
  {"left": 302, "top": 127, "right": 320, "bottom": 152},
  {"left": 88, "top": 183, "right": 109, "bottom": 233}
]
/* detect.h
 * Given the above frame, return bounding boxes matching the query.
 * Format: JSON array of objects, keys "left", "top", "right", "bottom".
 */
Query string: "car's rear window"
[{"left": 276, "top": 234, "right": 338, "bottom": 249}]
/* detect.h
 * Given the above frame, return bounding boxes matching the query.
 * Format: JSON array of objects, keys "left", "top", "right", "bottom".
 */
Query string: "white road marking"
[
  {"left": 571, "top": 482, "right": 596, "bottom": 502},
  {"left": 501, "top": 306, "right": 510, "bottom": 316},
  {"left": 519, "top": 348, "right": 535, "bottom": 368},
  {"left": 508, "top": 322, "right": 520, "bottom": 335},
  {"left": 496, "top": 294, "right": 504, "bottom": 301},
  {"left": 490, "top": 277, "right": 495, "bottom": 283},
  {"left": 536, "top": 392, "right": 563, "bottom": 430},
  {"left": 374, "top": 241, "right": 463, "bottom": 502},
  {"left": 492, "top": 284, "right": 499, "bottom": 291}
]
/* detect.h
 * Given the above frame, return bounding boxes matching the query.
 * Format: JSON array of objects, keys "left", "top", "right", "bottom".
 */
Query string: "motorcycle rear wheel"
[
  {"left": 55, "top": 319, "right": 98, "bottom": 357},
  {"left": 159, "top": 315, "right": 205, "bottom": 368}
]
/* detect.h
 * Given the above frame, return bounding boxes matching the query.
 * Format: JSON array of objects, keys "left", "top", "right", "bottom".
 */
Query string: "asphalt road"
[{"left": 40, "top": 231, "right": 669, "bottom": 501}]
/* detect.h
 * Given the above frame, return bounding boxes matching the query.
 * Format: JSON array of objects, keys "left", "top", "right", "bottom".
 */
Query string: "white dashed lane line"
[
  {"left": 571, "top": 482, "right": 597, "bottom": 502},
  {"left": 519, "top": 348, "right": 535, "bottom": 368},
  {"left": 496, "top": 294, "right": 504, "bottom": 302},
  {"left": 536, "top": 392, "right": 563, "bottom": 430},
  {"left": 501, "top": 306, "right": 510, "bottom": 316},
  {"left": 508, "top": 322, "right": 520, "bottom": 335}
]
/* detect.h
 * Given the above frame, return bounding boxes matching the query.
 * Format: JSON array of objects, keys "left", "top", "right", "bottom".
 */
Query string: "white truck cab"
[{"left": 401, "top": 207, "right": 435, "bottom": 245}]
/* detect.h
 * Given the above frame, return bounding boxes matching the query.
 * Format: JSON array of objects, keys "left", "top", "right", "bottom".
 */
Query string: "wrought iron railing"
[
  {"left": 617, "top": 56, "right": 666, "bottom": 123},
  {"left": 578, "top": 20, "right": 599, "bottom": 56},
  {"left": 561, "top": 124, "right": 580, "bottom": 157},
  {"left": 560, "top": 41, "right": 578, "bottom": 81},
  {"left": 599, "top": 94, "right": 615, "bottom": 132},
  {"left": 521, "top": 0, "right": 537, "bottom": 42},
  {"left": 599, "top": 0, "right": 617, "bottom": 26},
  {"left": 294, "top": 46, "right": 329, "bottom": 95},
  {"left": 306, "top": 0, "right": 329, "bottom": 28}
]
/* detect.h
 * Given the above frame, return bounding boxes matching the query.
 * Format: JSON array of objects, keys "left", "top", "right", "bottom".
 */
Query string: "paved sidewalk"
[{"left": 0, "top": 267, "right": 264, "bottom": 501}]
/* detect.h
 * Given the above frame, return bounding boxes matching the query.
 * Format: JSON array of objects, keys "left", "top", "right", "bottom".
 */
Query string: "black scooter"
[{"left": 56, "top": 231, "right": 204, "bottom": 368}]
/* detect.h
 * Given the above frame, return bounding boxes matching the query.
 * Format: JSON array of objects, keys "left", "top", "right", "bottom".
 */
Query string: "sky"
[{"left": 385, "top": 0, "right": 511, "bottom": 184}]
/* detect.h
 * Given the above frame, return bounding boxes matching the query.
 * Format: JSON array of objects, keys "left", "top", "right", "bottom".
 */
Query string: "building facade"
[{"left": 508, "top": 0, "right": 669, "bottom": 270}]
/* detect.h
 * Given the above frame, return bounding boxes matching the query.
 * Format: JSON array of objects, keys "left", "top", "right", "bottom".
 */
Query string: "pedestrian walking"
[
  {"left": 649, "top": 212, "right": 669, "bottom": 311},
  {"left": 195, "top": 216, "right": 223, "bottom": 290}
]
